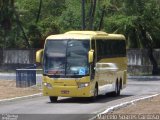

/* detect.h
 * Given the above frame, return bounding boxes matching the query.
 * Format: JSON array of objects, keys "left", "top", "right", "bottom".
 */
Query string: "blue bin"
[{"left": 16, "top": 65, "right": 36, "bottom": 87}]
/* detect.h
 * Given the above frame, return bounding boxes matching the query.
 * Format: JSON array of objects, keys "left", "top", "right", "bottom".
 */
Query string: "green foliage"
[
  {"left": 0, "top": 0, "right": 15, "bottom": 48},
  {"left": 104, "top": 0, "right": 160, "bottom": 48},
  {"left": 0, "top": 0, "right": 66, "bottom": 48},
  {"left": 27, "top": 24, "right": 41, "bottom": 48},
  {"left": 59, "top": 0, "right": 81, "bottom": 32},
  {"left": 0, "top": 0, "right": 160, "bottom": 49}
]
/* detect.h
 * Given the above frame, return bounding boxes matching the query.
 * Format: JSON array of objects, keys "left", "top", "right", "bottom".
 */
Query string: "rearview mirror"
[
  {"left": 36, "top": 49, "right": 43, "bottom": 63},
  {"left": 88, "top": 49, "right": 94, "bottom": 63}
]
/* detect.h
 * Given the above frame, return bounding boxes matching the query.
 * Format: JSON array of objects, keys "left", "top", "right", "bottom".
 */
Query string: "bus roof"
[
  {"left": 46, "top": 31, "right": 125, "bottom": 40},
  {"left": 65, "top": 31, "right": 108, "bottom": 36}
]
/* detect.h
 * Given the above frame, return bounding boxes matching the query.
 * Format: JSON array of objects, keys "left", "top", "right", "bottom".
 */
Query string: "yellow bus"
[{"left": 36, "top": 31, "right": 127, "bottom": 102}]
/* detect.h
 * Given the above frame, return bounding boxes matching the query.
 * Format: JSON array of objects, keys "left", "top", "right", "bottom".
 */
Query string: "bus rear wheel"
[
  {"left": 49, "top": 96, "right": 58, "bottom": 103},
  {"left": 113, "top": 81, "right": 120, "bottom": 96}
]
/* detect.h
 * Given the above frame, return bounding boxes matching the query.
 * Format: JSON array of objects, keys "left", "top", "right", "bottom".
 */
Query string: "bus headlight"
[
  {"left": 43, "top": 82, "right": 52, "bottom": 89},
  {"left": 78, "top": 83, "right": 89, "bottom": 88}
]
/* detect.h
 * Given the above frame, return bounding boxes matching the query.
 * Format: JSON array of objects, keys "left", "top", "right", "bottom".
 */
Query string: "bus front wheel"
[
  {"left": 49, "top": 96, "right": 58, "bottom": 103},
  {"left": 89, "top": 87, "right": 98, "bottom": 102}
]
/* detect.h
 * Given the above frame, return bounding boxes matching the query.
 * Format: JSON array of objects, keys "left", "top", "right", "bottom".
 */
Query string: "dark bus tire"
[{"left": 49, "top": 96, "right": 58, "bottom": 103}]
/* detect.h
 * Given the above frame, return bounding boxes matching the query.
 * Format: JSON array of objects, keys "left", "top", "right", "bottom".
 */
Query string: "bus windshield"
[{"left": 44, "top": 40, "right": 90, "bottom": 77}]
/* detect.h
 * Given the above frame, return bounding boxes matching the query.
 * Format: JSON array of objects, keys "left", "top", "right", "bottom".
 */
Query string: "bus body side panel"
[{"left": 95, "top": 57, "right": 127, "bottom": 95}]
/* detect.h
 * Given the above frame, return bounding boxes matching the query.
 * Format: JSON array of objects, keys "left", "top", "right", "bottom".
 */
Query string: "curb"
[
  {"left": 128, "top": 75, "right": 160, "bottom": 80},
  {"left": 0, "top": 73, "right": 16, "bottom": 76},
  {"left": 0, "top": 93, "right": 42, "bottom": 104},
  {"left": 89, "top": 94, "right": 159, "bottom": 120}
]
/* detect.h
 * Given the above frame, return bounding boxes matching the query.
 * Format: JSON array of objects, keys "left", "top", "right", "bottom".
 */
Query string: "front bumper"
[{"left": 43, "top": 85, "right": 93, "bottom": 97}]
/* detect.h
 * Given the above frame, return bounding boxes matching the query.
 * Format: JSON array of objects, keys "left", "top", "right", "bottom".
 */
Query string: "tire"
[
  {"left": 113, "top": 81, "right": 120, "bottom": 96},
  {"left": 116, "top": 81, "right": 120, "bottom": 96},
  {"left": 49, "top": 96, "right": 58, "bottom": 103},
  {"left": 91, "top": 87, "right": 98, "bottom": 102},
  {"left": 89, "top": 87, "right": 98, "bottom": 102}
]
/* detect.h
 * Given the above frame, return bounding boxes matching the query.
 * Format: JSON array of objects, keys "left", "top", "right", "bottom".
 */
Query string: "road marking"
[
  {"left": 89, "top": 93, "right": 160, "bottom": 120},
  {"left": 0, "top": 93, "right": 42, "bottom": 103}
]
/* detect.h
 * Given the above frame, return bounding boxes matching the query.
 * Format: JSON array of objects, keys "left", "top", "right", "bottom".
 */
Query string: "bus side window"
[
  {"left": 96, "top": 40, "right": 104, "bottom": 60},
  {"left": 96, "top": 40, "right": 100, "bottom": 60},
  {"left": 91, "top": 40, "right": 95, "bottom": 80}
]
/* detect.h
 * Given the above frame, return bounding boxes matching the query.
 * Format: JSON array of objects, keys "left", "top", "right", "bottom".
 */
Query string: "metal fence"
[
  {"left": 127, "top": 49, "right": 160, "bottom": 75},
  {"left": 0, "top": 49, "right": 36, "bottom": 70}
]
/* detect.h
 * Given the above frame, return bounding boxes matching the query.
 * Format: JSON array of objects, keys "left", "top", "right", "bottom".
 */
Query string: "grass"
[
  {"left": 0, "top": 80, "right": 42, "bottom": 99},
  {"left": 111, "top": 95, "right": 160, "bottom": 114}
]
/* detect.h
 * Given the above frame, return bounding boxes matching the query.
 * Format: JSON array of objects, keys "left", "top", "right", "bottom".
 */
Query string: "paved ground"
[{"left": 0, "top": 79, "right": 160, "bottom": 120}]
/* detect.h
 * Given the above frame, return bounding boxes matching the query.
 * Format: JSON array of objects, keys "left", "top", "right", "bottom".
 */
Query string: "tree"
[
  {"left": 88, "top": 0, "right": 97, "bottom": 30},
  {"left": 0, "top": 0, "right": 31, "bottom": 48},
  {"left": 81, "top": 0, "right": 103, "bottom": 30},
  {"left": 15, "top": 0, "right": 65, "bottom": 48},
  {"left": 104, "top": 0, "right": 160, "bottom": 75},
  {"left": 81, "top": 0, "right": 86, "bottom": 30},
  {"left": 0, "top": 0, "right": 15, "bottom": 48},
  {"left": 14, "top": 10, "right": 31, "bottom": 48},
  {"left": 36, "top": 0, "right": 42, "bottom": 23},
  {"left": 59, "top": 0, "right": 81, "bottom": 32}
]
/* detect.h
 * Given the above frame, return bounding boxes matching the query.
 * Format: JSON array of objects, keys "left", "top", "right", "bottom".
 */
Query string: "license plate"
[{"left": 61, "top": 90, "right": 69, "bottom": 94}]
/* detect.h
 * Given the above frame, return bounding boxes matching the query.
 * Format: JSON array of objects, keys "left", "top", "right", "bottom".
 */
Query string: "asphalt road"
[{"left": 0, "top": 79, "right": 160, "bottom": 120}]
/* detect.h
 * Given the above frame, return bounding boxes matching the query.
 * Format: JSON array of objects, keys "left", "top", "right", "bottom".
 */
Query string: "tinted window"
[
  {"left": 43, "top": 40, "right": 90, "bottom": 77},
  {"left": 96, "top": 40, "right": 126, "bottom": 60}
]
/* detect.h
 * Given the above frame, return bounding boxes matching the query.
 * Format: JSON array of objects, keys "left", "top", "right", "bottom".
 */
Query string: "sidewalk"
[
  {"left": 128, "top": 75, "right": 160, "bottom": 80},
  {"left": 0, "top": 73, "right": 42, "bottom": 80},
  {"left": 0, "top": 73, "right": 16, "bottom": 76},
  {"left": 0, "top": 73, "right": 42, "bottom": 76}
]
